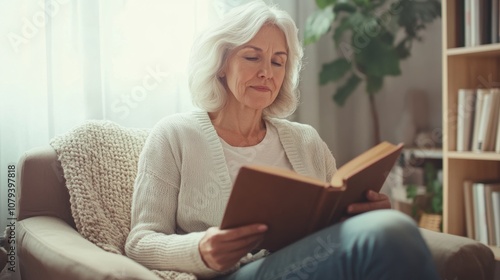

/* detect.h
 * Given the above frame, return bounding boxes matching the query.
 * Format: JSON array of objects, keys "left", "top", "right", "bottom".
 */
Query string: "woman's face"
[{"left": 221, "top": 24, "right": 288, "bottom": 112}]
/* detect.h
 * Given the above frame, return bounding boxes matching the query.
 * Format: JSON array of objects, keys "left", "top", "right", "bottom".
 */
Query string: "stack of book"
[
  {"left": 463, "top": 180, "right": 500, "bottom": 246},
  {"left": 463, "top": 0, "right": 500, "bottom": 46},
  {"left": 456, "top": 88, "right": 500, "bottom": 152}
]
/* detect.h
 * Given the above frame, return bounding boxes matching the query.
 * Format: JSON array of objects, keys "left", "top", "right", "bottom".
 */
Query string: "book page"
[{"left": 330, "top": 142, "right": 402, "bottom": 187}]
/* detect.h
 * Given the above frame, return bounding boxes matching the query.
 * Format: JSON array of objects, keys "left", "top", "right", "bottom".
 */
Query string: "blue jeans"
[{"left": 217, "top": 209, "right": 439, "bottom": 280}]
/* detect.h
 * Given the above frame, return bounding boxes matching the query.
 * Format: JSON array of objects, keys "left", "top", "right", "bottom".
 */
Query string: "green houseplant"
[
  {"left": 304, "top": 0, "right": 441, "bottom": 144},
  {"left": 406, "top": 162, "right": 443, "bottom": 231}
]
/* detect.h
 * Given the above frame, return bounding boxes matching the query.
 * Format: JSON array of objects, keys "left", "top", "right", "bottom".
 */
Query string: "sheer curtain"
[
  {"left": 0, "top": 0, "right": 232, "bottom": 243},
  {"left": 0, "top": 0, "right": 306, "bottom": 267}
]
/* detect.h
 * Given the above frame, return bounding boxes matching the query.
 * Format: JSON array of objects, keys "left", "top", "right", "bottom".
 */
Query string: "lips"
[{"left": 252, "top": 86, "right": 271, "bottom": 92}]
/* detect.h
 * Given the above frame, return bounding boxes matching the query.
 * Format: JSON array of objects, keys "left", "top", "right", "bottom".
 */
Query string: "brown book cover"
[
  {"left": 463, "top": 180, "right": 475, "bottom": 240},
  {"left": 220, "top": 141, "right": 404, "bottom": 252},
  {"left": 484, "top": 183, "right": 500, "bottom": 245}
]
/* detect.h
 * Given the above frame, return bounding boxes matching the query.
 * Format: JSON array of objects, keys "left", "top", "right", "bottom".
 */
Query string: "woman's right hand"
[{"left": 199, "top": 224, "right": 268, "bottom": 271}]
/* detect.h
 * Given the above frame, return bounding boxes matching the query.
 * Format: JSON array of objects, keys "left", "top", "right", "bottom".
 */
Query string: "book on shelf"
[
  {"left": 464, "top": 0, "right": 494, "bottom": 46},
  {"left": 470, "top": 0, "right": 489, "bottom": 46},
  {"left": 492, "top": 192, "right": 500, "bottom": 246},
  {"left": 456, "top": 89, "right": 476, "bottom": 151},
  {"left": 472, "top": 89, "right": 487, "bottom": 151},
  {"left": 464, "top": 180, "right": 500, "bottom": 246},
  {"left": 483, "top": 89, "right": 500, "bottom": 151},
  {"left": 476, "top": 90, "right": 491, "bottom": 151},
  {"left": 487, "top": 88, "right": 500, "bottom": 152},
  {"left": 473, "top": 182, "right": 488, "bottom": 243},
  {"left": 472, "top": 88, "right": 500, "bottom": 152},
  {"left": 492, "top": 0, "right": 499, "bottom": 44},
  {"left": 484, "top": 183, "right": 500, "bottom": 245},
  {"left": 220, "top": 141, "right": 404, "bottom": 252},
  {"left": 494, "top": 88, "right": 500, "bottom": 152},
  {"left": 463, "top": 180, "right": 476, "bottom": 239},
  {"left": 464, "top": 0, "right": 471, "bottom": 46},
  {"left": 496, "top": 110, "right": 500, "bottom": 152}
]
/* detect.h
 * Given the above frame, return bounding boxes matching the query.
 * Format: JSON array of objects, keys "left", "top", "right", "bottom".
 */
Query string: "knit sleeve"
[
  {"left": 320, "top": 139, "right": 337, "bottom": 182},
  {"left": 125, "top": 118, "right": 222, "bottom": 278}
]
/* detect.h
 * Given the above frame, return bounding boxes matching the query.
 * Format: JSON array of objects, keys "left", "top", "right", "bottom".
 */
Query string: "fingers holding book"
[
  {"left": 199, "top": 224, "right": 268, "bottom": 271},
  {"left": 346, "top": 190, "right": 392, "bottom": 215}
]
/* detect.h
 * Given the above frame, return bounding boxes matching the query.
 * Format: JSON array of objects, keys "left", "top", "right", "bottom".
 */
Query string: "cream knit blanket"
[{"left": 50, "top": 120, "right": 197, "bottom": 280}]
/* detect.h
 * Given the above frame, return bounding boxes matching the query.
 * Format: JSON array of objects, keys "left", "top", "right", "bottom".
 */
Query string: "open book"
[{"left": 220, "top": 141, "right": 404, "bottom": 252}]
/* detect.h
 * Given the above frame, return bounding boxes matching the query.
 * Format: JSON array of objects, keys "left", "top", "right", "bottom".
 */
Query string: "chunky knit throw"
[{"left": 50, "top": 120, "right": 197, "bottom": 280}]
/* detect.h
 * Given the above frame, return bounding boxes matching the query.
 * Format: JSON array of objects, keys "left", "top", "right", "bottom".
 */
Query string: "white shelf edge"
[{"left": 403, "top": 148, "right": 443, "bottom": 159}]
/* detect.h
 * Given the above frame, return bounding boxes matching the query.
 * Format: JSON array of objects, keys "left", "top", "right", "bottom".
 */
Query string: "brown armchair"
[{"left": 15, "top": 146, "right": 160, "bottom": 280}]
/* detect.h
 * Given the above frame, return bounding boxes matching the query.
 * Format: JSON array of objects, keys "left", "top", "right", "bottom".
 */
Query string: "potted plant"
[
  {"left": 304, "top": 0, "right": 441, "bottom": 144},
  {"left": 406, "top": 162, "right": 443, "bottom": 231}
]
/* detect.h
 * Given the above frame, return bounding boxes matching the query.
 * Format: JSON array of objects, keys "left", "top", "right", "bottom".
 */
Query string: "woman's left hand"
[{"left": 346, "top": 190, "right": 391, "bottom": 215}]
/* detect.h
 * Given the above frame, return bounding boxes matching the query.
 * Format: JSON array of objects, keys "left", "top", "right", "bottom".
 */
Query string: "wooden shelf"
[
  {"left": 447, "top": 152, "right": 500, "bottom": 161},
  {"left": 404, "top": 148, "right": 443, "bottom": 159},
  {"left": 447, "top": 43, "right": 500, "bottom": 57},
  {"left": 442, "top": 2, "right": 500, "bottom": 241}
]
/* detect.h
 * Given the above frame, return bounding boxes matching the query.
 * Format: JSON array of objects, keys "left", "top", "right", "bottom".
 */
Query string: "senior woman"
[{"left": 125, "top": 1, "right": 439, "bottom": 279}]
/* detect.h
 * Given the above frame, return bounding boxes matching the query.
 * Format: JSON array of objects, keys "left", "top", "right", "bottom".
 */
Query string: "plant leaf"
[
  {"left": 406, "top": 184, "right": 418, "bottom": 200},
  {"left": 306, "top": 0, "right": 440, "bottom": 109},
  {"left": 431, "top": 192, "right": 442, "bottom": 213},
  {"left": 319, "top": 58, "right": 351, "bottom": 85},
  {"left": 432, "top": 180, "right": 443, "bottom": 214},
  {"left": 333, "top": 74, "right": 361, "bottom": 106},
  {"left": 304, "top": 6, "right": 335, "bottom": 45},
  {"left": 398, "top": 0, "right": 441, "bottom": 39},
  {"left": 332, "top": 12, "right": 364, "bottom": 48},
  {"left": 316, "top": 0, "right": 337, "bottom": 9},
  {"left": 353, "top": 0, "right": 370, "bottom": 7},
  {"left": 333, "top": 2, "right": 357, "bottom": 14},
  {"left": 355, "top": 37, "right": 401, "bottom": 77},
  {"left": 332, "top": 17, "right": 352, "bottom": 46},
  {"left": 395, "top": 38, "right": 411, "bottom": 59}
]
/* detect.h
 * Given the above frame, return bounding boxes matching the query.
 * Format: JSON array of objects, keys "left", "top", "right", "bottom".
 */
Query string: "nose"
[{"left": 258, "top": 61, "right": 273, "bottom": 79}]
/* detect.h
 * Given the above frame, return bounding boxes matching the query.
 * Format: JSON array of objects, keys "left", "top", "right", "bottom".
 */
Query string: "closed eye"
[{"left": 244, "top": 56, "right": 283, "bottom": 67}]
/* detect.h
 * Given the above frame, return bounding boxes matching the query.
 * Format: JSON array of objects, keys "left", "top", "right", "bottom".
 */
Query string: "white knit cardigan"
[{"left": 125, "top": 110, "right": 337, "bottom": 279}]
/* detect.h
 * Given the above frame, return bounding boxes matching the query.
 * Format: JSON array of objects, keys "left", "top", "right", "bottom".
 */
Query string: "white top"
[
  {"left": 125, "top": 110, "right": 336, "bottom": 278},
  {"left": 221, "top": 122, "right": 293, "bottom": 183}
]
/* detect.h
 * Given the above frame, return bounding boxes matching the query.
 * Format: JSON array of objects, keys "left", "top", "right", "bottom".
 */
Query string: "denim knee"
[
  {"left": 341, "top": 209, "right": 424, "bottom": 252},
  {"left": 338, "top": 209, "right": 437, "bottom": 279},
  {"left": 359, "top": 209, "right": 420, "bottom": 240}
]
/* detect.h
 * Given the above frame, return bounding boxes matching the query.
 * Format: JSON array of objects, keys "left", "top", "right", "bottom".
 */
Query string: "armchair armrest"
[
  {"left": 419, "top": 228, "right": 495, "bottom": 280},
  {"left": 18, "top": 216, "right": 160, "bottom": 280}
]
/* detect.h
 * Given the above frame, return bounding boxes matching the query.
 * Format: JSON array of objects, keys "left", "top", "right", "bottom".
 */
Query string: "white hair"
[{"left": 188, "top": 0, "right": 303, "bottom": 118}]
